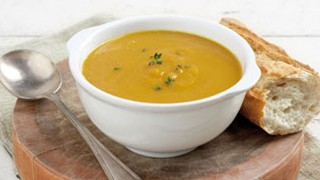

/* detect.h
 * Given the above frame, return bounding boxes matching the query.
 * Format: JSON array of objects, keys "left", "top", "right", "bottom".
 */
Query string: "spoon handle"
[{"left": 46, "top": 93, "right": 141, "bottom": 180}]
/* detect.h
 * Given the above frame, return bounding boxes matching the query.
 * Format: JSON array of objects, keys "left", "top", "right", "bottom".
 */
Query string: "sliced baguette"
[{"left": 220, "top": 18, "right": 320, "bottom": 135}]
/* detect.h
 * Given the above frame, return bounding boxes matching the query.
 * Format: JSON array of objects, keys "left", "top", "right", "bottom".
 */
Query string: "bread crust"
[
  {"left": 220, "top": 18, "right": 318, "bottom": 76},
  {"left": 220, "top": 18, "right": 320, "bottom": 135}
]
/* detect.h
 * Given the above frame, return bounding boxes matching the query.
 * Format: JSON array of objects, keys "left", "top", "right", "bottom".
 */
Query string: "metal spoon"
[{"left": 0, "top": 49, "right": 141, "bottom": 180}]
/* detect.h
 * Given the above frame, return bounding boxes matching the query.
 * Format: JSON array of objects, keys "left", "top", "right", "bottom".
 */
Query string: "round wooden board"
[{"left": 13, "top": 60, "right": 303, "bottom": 180}]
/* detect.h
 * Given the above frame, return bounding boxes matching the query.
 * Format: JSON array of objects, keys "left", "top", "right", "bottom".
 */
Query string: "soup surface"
[{"left": 82, "top": 30, "right": 242, "bottom": 103}]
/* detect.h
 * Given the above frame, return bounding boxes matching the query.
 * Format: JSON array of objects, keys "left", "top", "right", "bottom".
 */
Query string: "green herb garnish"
[
  {"left": 113, "top": 66, "right": 121, "bottom": 71},
  {"left": 153, "top": 86, "right": 162, "bottom": 91},
  {"left": 148, "top": 52, "right": 163, "bottom": 65},
  {"left": 165, "top": 75, "right": 174, "bottom": 85},
  {"left": 154, "top": 52, "right": 162, "bottom": 60},
  {"left": 174, "top": 64, "right": 183, "bottom": 72},
  {"left": 184, "top": 64, "right": 191, "bottom": 68},
  {"left": 142, "top": 48, "right": 147, "bottom": 52}
]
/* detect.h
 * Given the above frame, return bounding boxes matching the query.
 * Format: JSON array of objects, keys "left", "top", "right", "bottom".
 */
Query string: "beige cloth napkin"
[
  {"left": 0, "top": 16, "right": 319, "bottom": 179},
  {"left": 0, "top": 15, "right": 114, "bottom": 178}
]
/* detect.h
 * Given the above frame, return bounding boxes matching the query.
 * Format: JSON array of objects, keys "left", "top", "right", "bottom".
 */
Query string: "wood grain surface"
[{"left": 12, "top": 60, "right": 304, "bottom": 180}]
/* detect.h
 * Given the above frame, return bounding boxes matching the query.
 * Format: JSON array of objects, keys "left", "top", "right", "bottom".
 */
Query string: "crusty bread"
[{"left": 220, "top": 18, "right": 320, "bottom": 135}]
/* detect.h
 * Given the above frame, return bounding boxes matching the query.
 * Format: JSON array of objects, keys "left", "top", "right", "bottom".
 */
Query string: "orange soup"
[{"left": 82, "top": 30, "right": 242, "bottom": 103}]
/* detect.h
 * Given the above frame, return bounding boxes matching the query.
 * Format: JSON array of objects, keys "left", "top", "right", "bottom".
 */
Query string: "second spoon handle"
[{"left": 46, "top": 93, "right": 141, "bottom": 180}]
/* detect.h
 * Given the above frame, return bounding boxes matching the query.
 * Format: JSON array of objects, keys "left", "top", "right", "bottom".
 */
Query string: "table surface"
[{"left": 1, "top": 0, "right": 320, "bottom": 179}]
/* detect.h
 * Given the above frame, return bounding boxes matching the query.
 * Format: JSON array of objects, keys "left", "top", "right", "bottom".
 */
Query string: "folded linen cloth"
[
  {"left": 0, "top": 15, "right": 114, "bottom": 179},
  {"left": 0, "top": 16, "right": 319, "bottom": 179}
]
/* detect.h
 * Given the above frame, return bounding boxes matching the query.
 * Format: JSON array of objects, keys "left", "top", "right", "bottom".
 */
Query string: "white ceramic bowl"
[{"left": 67, "top": 15, "right": 261, "bottom": 158}]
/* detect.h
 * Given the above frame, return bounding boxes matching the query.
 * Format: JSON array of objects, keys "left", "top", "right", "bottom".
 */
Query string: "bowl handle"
[
  {"left": 230, "top": 62, "right": 261, "bottom": 96},
  {"left": 66, "top": 25, "right": 103, "bottom": 54}
]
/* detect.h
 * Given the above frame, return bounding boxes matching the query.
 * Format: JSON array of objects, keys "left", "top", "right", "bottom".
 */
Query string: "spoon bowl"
[
  {"left": 0, "top": 49, "right": 140, "bottom": 180},
  {"left": 0, "top": 50, "right": 61, "bottom": 99}
]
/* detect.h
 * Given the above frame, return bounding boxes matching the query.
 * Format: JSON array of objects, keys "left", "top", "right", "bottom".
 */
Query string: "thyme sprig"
[
  {"left": 153, "top": 86, "right": 162, "bottom": 91},
  {"left": 148, "top": 52, "right": 163, "bottom": 65},
  {"left": 165, "top": 75, "right": 174, "bottom": 86},
  {"left": 174, "top": 64, "right": 183, "bottom": 73}
]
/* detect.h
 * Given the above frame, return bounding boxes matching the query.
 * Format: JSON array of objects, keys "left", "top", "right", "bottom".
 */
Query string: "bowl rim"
[{"left": 68, "top": 15, "right": 260, "bottom": 110}]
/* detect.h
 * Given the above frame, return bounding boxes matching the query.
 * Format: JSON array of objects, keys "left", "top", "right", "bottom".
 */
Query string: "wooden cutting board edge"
[
  {"left": 11, "top": 59, "right": 304, "bottom": 180},
  {"left": 12, "top": 102, "right": 304, "bottom": 180}
]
